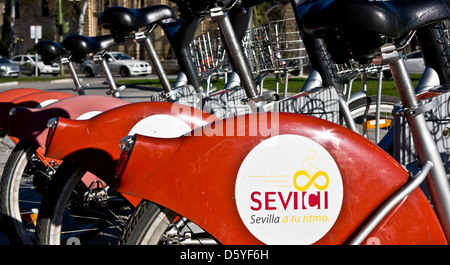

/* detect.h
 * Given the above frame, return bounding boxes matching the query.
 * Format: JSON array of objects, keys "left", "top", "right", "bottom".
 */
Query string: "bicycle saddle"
[
  {"left": 34, "top": 40, "right": 69, "bottom": 65},
  {"left": 99, "top": 5, "right": 176, "bottom": 42},
  {"left": 303, "top": 0, "right": 450, "bottom": 63},
  {"left": 62, "top": 35, "right": 116, "bottom": 63}
]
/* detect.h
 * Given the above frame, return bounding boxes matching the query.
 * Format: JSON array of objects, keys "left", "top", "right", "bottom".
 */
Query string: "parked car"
[
  {"left": 404, "top": 50, "right": 425, "bottom": 74},
  {"left": 80, "top": 52, "right": 152, "bottom": 77},
  {"left": 0, "top": 55, "right": 20, "bottom": 77},
  {"left": 10, "top": 54, "right": 60, "bottom": 76}
]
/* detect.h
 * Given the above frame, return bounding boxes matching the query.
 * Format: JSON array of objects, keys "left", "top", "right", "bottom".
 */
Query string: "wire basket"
[
  {"left": 190, "top": 29, "right": 231, "bottom": 80},
  {"left": 243, "top": 18, "right": 308, "bottom": 76}
]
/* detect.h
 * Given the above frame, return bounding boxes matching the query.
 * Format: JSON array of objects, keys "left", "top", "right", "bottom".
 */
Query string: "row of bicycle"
[{"left": 1, "top": 0, "right": 450, "bottom": 245}]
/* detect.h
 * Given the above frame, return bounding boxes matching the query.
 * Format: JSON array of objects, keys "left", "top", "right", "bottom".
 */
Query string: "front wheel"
[
  {"left": 0, "top": 140, "right": 48, "bottom": 245},
  {"left": 119, "top": 200, "right": 219, "bottom": 245},
  {"left": 36, "top": 162, "right": 133, "bottom": 245},
  {"left": 0, "top": 133, "right": 16, "bottom": 174}
]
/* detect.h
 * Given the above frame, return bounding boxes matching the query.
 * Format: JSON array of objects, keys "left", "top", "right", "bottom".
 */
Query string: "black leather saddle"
[
  {"left": 34, "top": 41, "right": 69, "bottom": 65},
  {"left": 303, "top": 0, "right": 450, "bottom": 63},
  {"left": 99, "top": 5, "right": 176, "bottom": 42},
  {"left": 62, "top": 35, "right": 116, "bottom": 63}
]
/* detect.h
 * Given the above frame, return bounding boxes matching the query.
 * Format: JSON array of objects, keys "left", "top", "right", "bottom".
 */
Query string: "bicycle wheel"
[
  {"left": 348, "top": 95, "right": 399, "bottom": 144},
  {"left": 0, "top": 133, "right": 16, "bottom": 175},
  {"left": 119, "top": 200, "right": 219, "bottom": 245},
  {"left": 0, "top": 140, "right": 49, "bottom": 245},
  {"left": 36, "top": 161, "right": 133, "bottom": 245}
]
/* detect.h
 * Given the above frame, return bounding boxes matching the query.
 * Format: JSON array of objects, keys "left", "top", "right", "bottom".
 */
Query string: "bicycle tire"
[
  {"left": 348, "top": 95, "right": 400, "bottom": 144},
  {"left": 0, "top": 134, "right": 16, "bottom": 176},
  {"left": 0, "top": 140, "right": 40, "bottom": 245},
  {"left": 36, "top": 161, "right": 132, "bottom": 245},
  {"left": 119, "top": 199, "right": 219, "bottom": 245}
]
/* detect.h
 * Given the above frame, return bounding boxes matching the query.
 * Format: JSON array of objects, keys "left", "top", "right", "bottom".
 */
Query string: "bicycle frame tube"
[
  {"left": 415, "top": 21, "right": 450, "bottom": 85},
  {"left": 383, "top": 45, "right": 450, "bottom": 241},
  {"left": 413, "top": 21, "right": 450, "bottom": 94},
  {"left": 415, "top": 67, "right": 441, "bottom": 94},
  {"left": 291, "top": 0, "right": 357, "bottom": 131},
  {"left": 162, "top": 18, "right": 204, "bottom": 93}
]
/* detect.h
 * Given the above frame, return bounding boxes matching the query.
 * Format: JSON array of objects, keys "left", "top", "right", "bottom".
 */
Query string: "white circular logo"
[
  {"left": 76, "top": 111, "right": 102, "bottom": 120},
  {"left": 128, "top": 114, "right": 192, "bottom": 138},
  {"left": 37, "top": 99, "right": 59, "bottom": 108},
  {"left": 235, "top": 134, "right": 343, "bottom": 245}
]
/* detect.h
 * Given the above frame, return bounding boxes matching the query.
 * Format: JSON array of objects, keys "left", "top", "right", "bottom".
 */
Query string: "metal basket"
[
  {"left": 243, "top": 18, "right": 308, "bottom": 76},
  {"left": 190, "top": 29, "right": 231, "bottom": 80}
]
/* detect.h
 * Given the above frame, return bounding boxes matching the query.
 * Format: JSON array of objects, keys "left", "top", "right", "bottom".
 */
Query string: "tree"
[
  {"left": 76, "top": 0, "right": 88, "bottom": 35},
  {"left": 252, "top": 1, "right": 286, "bottom": 27},
  {"left": 0, "top": 0, "right": 16, "bottom": 57}
]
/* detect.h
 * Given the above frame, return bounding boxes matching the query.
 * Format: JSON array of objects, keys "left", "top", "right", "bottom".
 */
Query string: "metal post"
[
  {"left": 138, "top": 33, "right": 176, "bottom": 101},
  {"left": 62, "top": 58, "right": 85, "bottom": 95},
  {"left": 98, "top": 55, "right": 121, "bottom": 98},
  {"left": 57, "top": 0, "right": 64, "bottom": 77},
  {"left": 34, "top": 38, "right": 38, "bottom": 76},
  {"left": 375, "top": 70, "right": 383, "bottom": 143}
]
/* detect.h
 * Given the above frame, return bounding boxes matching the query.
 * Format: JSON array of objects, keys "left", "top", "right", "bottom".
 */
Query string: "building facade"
[
  {"left": 1, "top": 1, "right": 294, "bottom": 73},
  {"left": 0, "top": 0, "right": 216, "bottom": 66}
]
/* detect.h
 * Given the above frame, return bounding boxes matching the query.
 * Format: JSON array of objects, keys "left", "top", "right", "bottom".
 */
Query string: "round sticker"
[
  {"left": 235, "top": 134, "right": 343, "bottom": 245},
  {"left": 36, "top": 99, "right": 59, "bottom": 108},
  {"left": 128, "top": 114, "right": 192, "bottom": 138},
  {"left": 76, "top": 111, "right": 102, "bottom": 120}
]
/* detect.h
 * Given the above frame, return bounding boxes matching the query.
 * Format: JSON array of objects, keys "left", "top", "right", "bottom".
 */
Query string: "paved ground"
[{"left": 0, "top": 75, "right": 169, "bottom": 244}]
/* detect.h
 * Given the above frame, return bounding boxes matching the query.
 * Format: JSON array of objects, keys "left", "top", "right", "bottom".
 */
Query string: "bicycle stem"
[{"left": 383, "top": 44, "right": 450, "bottom": 241}]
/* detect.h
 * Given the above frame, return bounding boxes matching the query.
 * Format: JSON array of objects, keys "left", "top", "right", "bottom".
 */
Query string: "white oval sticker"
[
  {"left": 76, "top": 111, "right": 102, "bottom": 120},
  {"left": 235, "top": 134, "right": 343, "bottom": 245},
  {"left": 37, "top": 99, "right": 59, "bottom": 109},
  {"left": 128, "top": 114, "right": 192, "bottom": 138}
]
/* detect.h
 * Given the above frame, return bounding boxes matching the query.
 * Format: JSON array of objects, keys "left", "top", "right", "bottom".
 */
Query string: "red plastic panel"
[
  {"left": 117, "top": 113, "right": 410, "bottom": 244},
  {"left": 45, "top": 101, "right": 217, "bottom": 185},
  {"left": 8, "top": 95, "right": 128, "bottom": 148},
  {"left": 0, "top": 91, "right": 74, "bottom": 130},
  {"left": 361, "top": 188, "right": 447, "bottom": 245}
]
